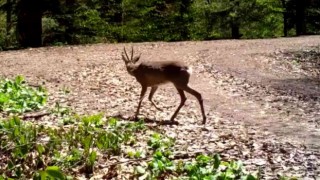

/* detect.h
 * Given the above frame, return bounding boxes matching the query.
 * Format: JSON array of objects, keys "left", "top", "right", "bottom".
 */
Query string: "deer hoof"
[
  {"left": 129, "top": 116, "right": 139, "bottom": 121},
  {"left": 202, "top": 116, "right": 207, "bottom": 125},
  {"left": 172, "top": 121, "right": 179, "bottom": 125}
]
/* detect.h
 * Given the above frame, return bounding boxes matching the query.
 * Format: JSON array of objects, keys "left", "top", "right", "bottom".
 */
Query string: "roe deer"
[{"left": 121, "top": 47, "right": 206, "bottom": 124}]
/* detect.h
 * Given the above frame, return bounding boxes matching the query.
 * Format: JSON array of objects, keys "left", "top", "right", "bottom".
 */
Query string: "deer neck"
[{"left": 126, "top": 64, "right": 139, "bottom": 76}]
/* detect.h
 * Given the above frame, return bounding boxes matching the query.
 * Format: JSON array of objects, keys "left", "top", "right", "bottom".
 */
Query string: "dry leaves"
[{"left": 0, "top": 38, "right": 319, "bottom": 179}]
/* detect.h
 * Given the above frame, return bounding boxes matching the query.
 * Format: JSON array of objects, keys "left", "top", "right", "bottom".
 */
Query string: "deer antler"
[
  {"left": 123, "top": 47, "right": 130, "bottom": 61},
  {"left": 131, "top": 46, "right": 134, "bottom": 60}
]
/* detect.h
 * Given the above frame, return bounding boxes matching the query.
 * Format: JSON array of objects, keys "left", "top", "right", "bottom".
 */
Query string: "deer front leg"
[
  {"left": 134, "top": 86, "right": 147, "bottom": 119},
  {"left": 148, "top": 86, "right": 162, "bottom": 111}
]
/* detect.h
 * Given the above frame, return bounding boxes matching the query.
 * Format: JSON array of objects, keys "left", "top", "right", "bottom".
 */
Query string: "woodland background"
[
  {"left": 0, "top": 0, "right": 319, "bottom": 49},
  {"left": 0, "top": 0, "right": 320, "bottom": 179}
]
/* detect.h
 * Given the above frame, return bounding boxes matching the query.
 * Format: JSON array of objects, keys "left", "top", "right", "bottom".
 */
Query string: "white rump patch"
[{"left": 187, "top": 66, "right": 193, "bottom": 74}]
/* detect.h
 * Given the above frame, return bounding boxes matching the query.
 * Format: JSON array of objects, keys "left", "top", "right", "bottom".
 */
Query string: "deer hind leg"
[
  {"left": 148, "top": 86, "right": 162, "bottom": 111},
  {"left": 180, "top": 85, "right": 206, "bottom": 124},
  {"left": 135, "top": 85, "right": 147, "bottom": 118},
  {"left": 170, "top": 87, "right": 187, "bottom": 122}
]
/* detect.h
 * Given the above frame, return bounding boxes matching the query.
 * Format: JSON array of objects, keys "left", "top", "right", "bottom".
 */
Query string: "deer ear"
[{"left": 132, "top": 54, "right": 141, "bottom": 63}]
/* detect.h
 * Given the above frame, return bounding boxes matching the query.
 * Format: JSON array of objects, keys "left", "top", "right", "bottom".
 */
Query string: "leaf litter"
[{"left": 0, "top": 37, "right": 319, "bottom": 179}]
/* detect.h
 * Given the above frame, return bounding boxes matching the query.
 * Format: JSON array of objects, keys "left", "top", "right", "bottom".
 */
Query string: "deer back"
[{"left": 130, "top": 61, "right": 191, "bottom": 87}]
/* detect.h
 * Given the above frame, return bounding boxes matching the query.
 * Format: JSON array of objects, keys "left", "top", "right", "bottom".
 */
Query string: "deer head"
[
  {"left": 121, "top": 47, "right": 141, "bottom": 64},
  {"left": 121, "top": 47, "right": 141, "bottom": 76}
]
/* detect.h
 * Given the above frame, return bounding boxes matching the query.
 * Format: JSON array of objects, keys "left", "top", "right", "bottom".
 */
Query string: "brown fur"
[{"left": 121, "top": 47, "right": 206, "bottom": 124}]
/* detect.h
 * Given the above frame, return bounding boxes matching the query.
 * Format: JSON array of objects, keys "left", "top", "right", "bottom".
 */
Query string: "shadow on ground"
[
  {"left": 270, "top": 77, "right": 320, "bottom": 101},
  {"left": 110, "top": 114, "right": 181, "bottom": 126}
]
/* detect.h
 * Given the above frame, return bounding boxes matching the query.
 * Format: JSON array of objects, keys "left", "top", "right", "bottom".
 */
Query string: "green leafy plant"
[
  {"left": 34, "top": 166, "right": 68, "bottom": 180},
  {"left": 135, "top": 133, "right": 258, "bottom": 179},
  {"left": 147, "top": 133, "right": 175, "bottom": 150},
  {"left": 135, "top": 133, "right": 176, "bottom": 179},
  {"left": 148, "top": 150, "right": 176, "bottom": 177},
  {"left": 183, "top": 154, "right": 257, "bottom": 180},
  {"left": 52, "top": 102, "right": 72, "bottom": 116},
  {"left": 0, "top": 110, "right": 259, "bottom": 179},
  {"left": 278, "top": 175, "right": 299, "bottom": 180},
  {"left": 127, "top": 150, "right": 145, "bottom": 159},
  {"left": 135, "top": 150, "right": 176, "bottom": 179},
  {"left": 0, "top": 114, "right": 147, "bottom": 178},
  {"left": 0, "top": 117, "right": 45, "bottom": 178},
  {"left": 0, "top": 76, "right": 47, "bottom": 113},
  {"left": 136, "top": 153, "right": 258, "bottom": 179}
]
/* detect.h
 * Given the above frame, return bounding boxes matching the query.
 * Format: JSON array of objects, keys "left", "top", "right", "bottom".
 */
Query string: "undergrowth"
[
  {"left": 0, "top": 76, "right": 47, "bottom": 113},
  {"left": 0, "top": 76, "right": 262, "bottom": 179}
]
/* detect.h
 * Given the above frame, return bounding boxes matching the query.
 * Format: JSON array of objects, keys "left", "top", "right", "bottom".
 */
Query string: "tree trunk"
[
  {"left": 280, "top": 0, "right": 288, "bottom": 36},
  {"left": 295, "top": 0, "right": 306, "bottom": 35},
  {"left": 179, "top": 0, "right": 191, "bottom": 40},
  {"left": 65, "top": 0, "right": 75, "bottom": 44},
  {"left": 230, "top": 0, "right": 240, "bottom": 39},
  {"left": 16, "top": 0, "right": 42, "bottom": 47},
  {"left": 231, "top": 22, "right": 240, "bottom": 39},
  {"left": 5, "top": 0, "right": 12, "bottom": 47}
]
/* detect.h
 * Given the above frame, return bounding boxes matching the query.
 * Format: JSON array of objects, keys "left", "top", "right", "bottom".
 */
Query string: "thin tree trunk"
[
  {"left": 65, "top": 0, "right": 75, "bottom": 43},
  {"left": 231, "top": 0, "right": 240, "bottom": 39},
  {"left": 180, "top": 0, "right": 191, "bottom": 40},
  {"left": 295, "top": 0, "right": 306, "bottom": 35},
  {"left": 231, "top": 23, "right": 240, "bottom": 39},
  {"left": 5, "top": 0, "right": 12, "bottom": 47},
  {"left": 280, "top": 0, "right": 288, "bottom": 37},
  {"left": 16, "top": 0, "right": 42, "bottom": 47}
]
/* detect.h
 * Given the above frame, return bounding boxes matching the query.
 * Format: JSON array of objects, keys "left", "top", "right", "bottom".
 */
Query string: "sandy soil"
[{"left": 0, "top": 36, "right": 319, "bottom": 178}]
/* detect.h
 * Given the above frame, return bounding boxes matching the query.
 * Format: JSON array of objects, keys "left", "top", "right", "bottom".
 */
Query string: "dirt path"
[
  {"left": 0, "top": 36, "right": 319, "bottom": 152},
  {"left": 177, "top": 38, "right": 320, "bottom": 150}
]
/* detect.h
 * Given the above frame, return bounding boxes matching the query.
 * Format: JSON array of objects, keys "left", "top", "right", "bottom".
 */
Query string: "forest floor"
[{"left": 0, "top": 36, "right": 319, "bottom": 179}]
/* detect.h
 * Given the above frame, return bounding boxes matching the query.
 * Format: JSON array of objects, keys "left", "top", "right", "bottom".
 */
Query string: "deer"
[{"left": 121, "top": 47, "right": 206, "bottom": 124}]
